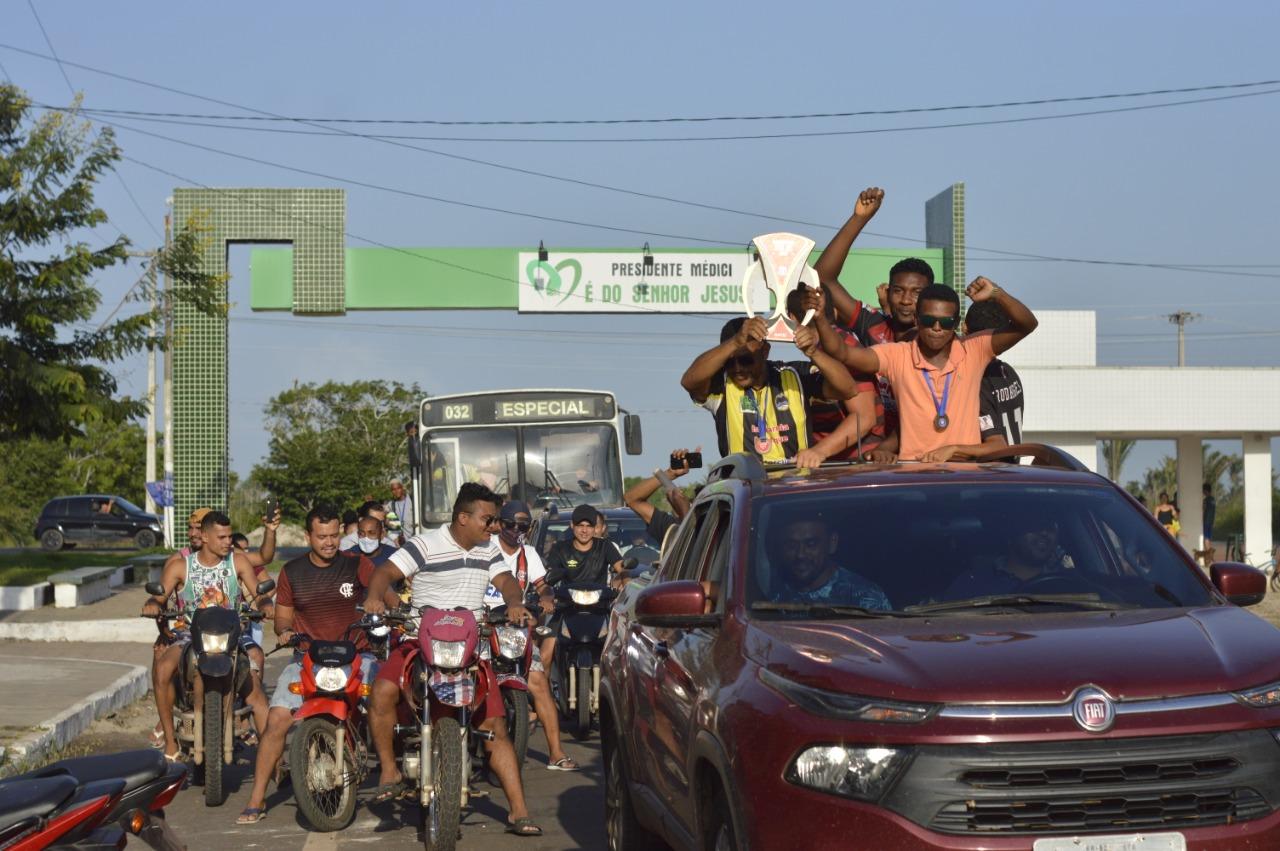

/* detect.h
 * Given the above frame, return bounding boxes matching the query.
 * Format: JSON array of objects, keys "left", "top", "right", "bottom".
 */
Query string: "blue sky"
[{"left": 3, "top": 0, "right": 1278, "bottom": 490}]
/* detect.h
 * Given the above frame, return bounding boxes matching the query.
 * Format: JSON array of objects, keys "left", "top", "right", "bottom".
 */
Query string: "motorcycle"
[
  {"left": 480, "top": 592, "right": 553, "bottom": 770},
  {"left": 382, "top": 604, "right": 490, "bottom": 851},
  {"left": 143, "top": 578, "right": 274, "bottom": 807},
  {"left": 274, "top": 614, "right": 390, "bottom": 832},
  {"left": 551, "top": 581, "right": 618, "bottom": 740},
  {"left": 0, "top": 774, "right": 125, "bottom": 850},
  {"left": 1, "top": 749, "right": 188, "bottom": 850}
]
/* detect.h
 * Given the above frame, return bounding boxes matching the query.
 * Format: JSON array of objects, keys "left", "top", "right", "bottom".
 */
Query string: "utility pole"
[
  {"left": 162, "top": 209, "right": 175, "bottom": 547},
  {"left": 1167, "top": 311, "right": 1200, "bottom": 367},
  {"left": 144, "top": 259, "right": 158, "bottom": 516}
]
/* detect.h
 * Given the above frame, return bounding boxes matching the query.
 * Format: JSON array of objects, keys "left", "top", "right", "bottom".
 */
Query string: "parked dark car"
[
  {"left": 35, "top": 495, "right": 162, "bottom": 551},
  {"left": 601, "top": 448, "right": 1280, "bottom": 851}
]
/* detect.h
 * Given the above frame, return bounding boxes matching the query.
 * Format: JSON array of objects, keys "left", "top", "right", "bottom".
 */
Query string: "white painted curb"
[
  {"left": 0, "top": 658, "right": 149, "bottom": 775},
  {"left": 0, "top": 618, "right": 156, "bottom": 643}
]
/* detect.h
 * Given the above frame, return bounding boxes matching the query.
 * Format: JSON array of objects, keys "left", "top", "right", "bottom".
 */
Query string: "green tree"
[
  {"left": 0, "top": 84, "right": 224, "bottom": 443},
  {"left": 0, "top": 418, "right": 147, "bottom": 545},
  {"left": 253, "top": 381, "right": 420, "bottom": 520},
  {"left": 1100, "top": 439, "right": 1135, "bottom": 483}
]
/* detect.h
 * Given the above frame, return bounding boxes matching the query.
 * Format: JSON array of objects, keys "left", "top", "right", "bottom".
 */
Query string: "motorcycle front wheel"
[
  {"left": 290, "top": 716, "right": 357, "bottom": 831},
  {"left": 504, "top": 689, "right": 530, "bottom": 769},
  {"left": 423, "top": 715, "right": 463, "bottom": 851},
  {"left": 574, "top": 667, "right": 592, "bottom": 741},
  {"left": 203, "top": 689, "right": 225, "bottom": 807}
]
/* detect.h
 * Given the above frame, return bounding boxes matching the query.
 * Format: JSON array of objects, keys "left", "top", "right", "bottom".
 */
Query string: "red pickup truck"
[{"left": 600, "top": 449, "right": 1280, "bottom": 851}]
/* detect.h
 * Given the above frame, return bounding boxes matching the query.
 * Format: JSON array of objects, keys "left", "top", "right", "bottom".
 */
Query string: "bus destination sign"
[{"left": 423, "top": 392, "right": 615, "bottom": 426}]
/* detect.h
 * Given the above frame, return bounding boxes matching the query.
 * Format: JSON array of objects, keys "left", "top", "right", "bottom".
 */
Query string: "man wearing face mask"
[{"left": 341, "top": 513, "right": 399, "bottom": 566}]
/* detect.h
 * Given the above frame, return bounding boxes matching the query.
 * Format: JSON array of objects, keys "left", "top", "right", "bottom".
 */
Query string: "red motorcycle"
[
  {"left": 384, "top": 605, "right": 488, "bottom": 851},
  {"left": 274, "top": 614, "right": 389, "bottom": 832}
]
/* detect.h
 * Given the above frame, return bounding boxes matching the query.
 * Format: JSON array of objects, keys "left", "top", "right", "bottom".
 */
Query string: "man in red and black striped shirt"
[{"left": 238, "top": 506, "right": 395, "bottom": 824}]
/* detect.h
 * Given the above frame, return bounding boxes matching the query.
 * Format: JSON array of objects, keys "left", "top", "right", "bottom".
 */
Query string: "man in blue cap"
[{"left": 485, "top": 500, "right": 578, "bottom": 770}]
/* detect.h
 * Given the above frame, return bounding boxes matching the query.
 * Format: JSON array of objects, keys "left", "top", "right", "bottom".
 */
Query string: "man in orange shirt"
[{"left": 815, "top": 277, "right": 1037, "bottom": 461}]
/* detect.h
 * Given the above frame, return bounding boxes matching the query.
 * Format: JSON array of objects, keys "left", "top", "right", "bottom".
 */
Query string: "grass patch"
[{"left": 0, "top": 550, "right": 166, "bottom": 586}]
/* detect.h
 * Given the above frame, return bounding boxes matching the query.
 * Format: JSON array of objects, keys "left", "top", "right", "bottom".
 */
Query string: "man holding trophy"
[{"left": 681, "top": 233, "right": 857, "bottom": 462}]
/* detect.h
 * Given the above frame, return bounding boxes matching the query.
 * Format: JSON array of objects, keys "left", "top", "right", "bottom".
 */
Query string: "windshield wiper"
[
  {"left": 750, "top": 601, "right": 918, "bottom": 618},
  {"left": 904, "top": 594, "right": 1132, "bottom": 614}
]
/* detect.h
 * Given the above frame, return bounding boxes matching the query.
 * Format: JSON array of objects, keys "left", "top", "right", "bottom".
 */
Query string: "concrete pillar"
[
  {"left": 1021, "top": 433, "right": 1098, "bottom": 472},
  {"left": 1175, "top": 436, "right": 1203, "bottom": 553},
  {"left": 1242, "top": 435, "right": 1273, "bottom": 565}
]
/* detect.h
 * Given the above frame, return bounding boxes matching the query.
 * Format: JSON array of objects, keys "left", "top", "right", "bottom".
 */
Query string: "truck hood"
[{"left": 745, "top": 606, "right": 1280, "bottom": 704}]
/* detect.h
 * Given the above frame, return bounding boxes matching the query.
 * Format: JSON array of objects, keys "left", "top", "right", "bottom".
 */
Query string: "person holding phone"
[{"left": 623, "top": 448, "right": 700, "bottom": 544}]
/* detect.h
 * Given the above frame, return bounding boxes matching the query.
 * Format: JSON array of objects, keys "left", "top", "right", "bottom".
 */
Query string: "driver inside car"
[
  {"left": 944, "top": 514, "right": 1072, "bottom": 598},
  {"left": 767, "top": 514, "right": 891, "bottom": 610}
]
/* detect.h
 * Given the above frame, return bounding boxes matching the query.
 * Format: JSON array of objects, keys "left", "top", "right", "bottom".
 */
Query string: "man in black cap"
[{"left": 544, "top": 504, "right": 625, "bottom": 588}]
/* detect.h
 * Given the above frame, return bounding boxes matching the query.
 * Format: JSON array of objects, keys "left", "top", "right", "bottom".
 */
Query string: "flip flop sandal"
[
  {"left": 507, "top": 817, "right": 543, "bottom": 836},
  {"left": 372, "top": 780, "right": 407, "bottom": 804},
  {"left": 236, "top": 807, "right": 267, "bottom": 824},
  {"left": 162, "top": 750, "right": 183, "bottom": 764},
  {"left": 547, "top": 756, "right": 579, "bottom": 771},
  {"left": 149, "top": 726, "right": 165, "bottom": 749}
]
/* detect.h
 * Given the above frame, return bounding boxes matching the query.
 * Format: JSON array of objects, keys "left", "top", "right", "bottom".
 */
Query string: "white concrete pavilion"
[{"left": 1005, "top": 311, "right": 1279, "bottom": 564}]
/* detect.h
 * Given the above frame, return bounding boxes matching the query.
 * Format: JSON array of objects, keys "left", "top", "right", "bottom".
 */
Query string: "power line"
[
  {"left": 8, "top": 43, "right": 1276, "bottom": 278},
  {"left": 39, "top": 77, "right": 1280, "bottom": 127},
  {"left": 21, "top": 6, "right": 163, "bottom": 242}
]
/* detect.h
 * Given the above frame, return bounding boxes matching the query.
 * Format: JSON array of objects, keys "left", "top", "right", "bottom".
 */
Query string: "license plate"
[{"left": 1033, "top": 834, "right": 1185, "bottom": 851}]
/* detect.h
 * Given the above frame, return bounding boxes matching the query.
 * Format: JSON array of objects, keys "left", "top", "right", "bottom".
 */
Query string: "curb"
[
  {"left": 0, "top": 660, "right": 149, "bottom": 776},
  {"left": 0, "top": 618, "right": 156, "bottom": 643}
]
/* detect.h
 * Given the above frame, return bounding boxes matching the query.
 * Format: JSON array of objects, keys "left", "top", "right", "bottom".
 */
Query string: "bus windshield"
[
  {"left": 522, "top": 423, "right": 622, "bottom": 511},
  {"left": 420, "top": 423, "right": 622, "bottom": 520}
]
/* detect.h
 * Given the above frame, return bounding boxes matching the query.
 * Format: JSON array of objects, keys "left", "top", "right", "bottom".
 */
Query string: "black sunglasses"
[
  {"left": 501, "top": 519, "right": 532, "bottom": 531},
  {"left": 728, "top": 353, "right": 758, "bottom": 369},
  {"left": 918, "top": 314, "right": 959, "bottom": 330}
]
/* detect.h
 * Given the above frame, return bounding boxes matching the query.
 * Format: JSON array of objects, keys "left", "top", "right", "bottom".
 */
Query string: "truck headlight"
[
  {"left": 496, "top": 626, "right": 528, "bottom": 660},
  {"left": 1236, "top": 680, "right": 1280, "bottom": 707},
  {"left": 431, "top": 639, "right": 467, "bottom": 669},
  {"left": 570, "top": 588, "right": 602, "bottom": 606},
  {"left": 314, "top": 666, "right": 350, "bottom": 693},
  {"left": 201, "top": 633, "right": 229, "bottom": 654},
  {"left": 788, "top": 745, "right": 912, "bottom": 802}
]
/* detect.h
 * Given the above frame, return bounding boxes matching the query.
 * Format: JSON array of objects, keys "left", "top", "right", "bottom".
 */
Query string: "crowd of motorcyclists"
[{"left": 126, "top": 461, "right": 700, "bottom": 842}]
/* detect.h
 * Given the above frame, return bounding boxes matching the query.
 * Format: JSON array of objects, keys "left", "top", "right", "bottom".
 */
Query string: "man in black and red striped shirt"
[{"left": 238, "top": 506, "right": 396, "bottom": 824}]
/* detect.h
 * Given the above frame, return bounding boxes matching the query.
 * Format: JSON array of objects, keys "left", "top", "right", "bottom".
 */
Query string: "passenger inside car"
[{"left": 763, "top": 512, "right": 891, "bottom": 609}]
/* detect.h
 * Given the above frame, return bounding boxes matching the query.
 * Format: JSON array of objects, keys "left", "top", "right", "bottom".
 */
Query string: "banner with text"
[{"left": 517, "top": 252, "right": 773, "bottom": 314}]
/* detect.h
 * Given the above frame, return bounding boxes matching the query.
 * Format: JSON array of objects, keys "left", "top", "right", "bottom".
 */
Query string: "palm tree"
[{"left": 1100, "top": 439, "right": 1136, "bottom": 484}]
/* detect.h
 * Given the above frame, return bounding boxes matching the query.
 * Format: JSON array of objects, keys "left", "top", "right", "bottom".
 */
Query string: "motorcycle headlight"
[
  {"left": 431, "top": 639, "right": 468, "bottom": 669},
  {"left": 496, "top": 625, "right": 528, "bottom": 660},
  {"left": 787, "top": 745, "right": 912, "bottom": 802},
  {"left": 314, "top": 666, "right": 350, "bottom": 693},
  {"left": 370, "top": 624, "right": 390, "bottom": 638},
  {"left": 570, "top": 588, "right": 602, "bottom": 606},
  {"left": 201, "top": 632, "right": 230, "bottom": 654}
]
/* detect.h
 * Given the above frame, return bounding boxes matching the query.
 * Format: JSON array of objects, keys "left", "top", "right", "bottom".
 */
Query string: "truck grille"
[
  {"left": 931, "top": 787, "right": 1269, "bottom": 833},
  {"left": 879, "top": 730, "right": 1280, "bottom": 836}
]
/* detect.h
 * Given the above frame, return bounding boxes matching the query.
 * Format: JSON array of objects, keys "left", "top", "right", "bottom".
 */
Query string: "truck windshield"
[
  {"left": 523, "top": 424, "right": 622, "bottom": 511},
  {"left": 747, "top": 483, "right": 1214, "bottom": 617}
]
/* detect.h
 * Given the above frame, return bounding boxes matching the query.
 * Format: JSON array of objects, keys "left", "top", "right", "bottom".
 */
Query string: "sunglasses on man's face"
[
  {"left": 728, "top": 353, "right": 758, "bottom": 369},
  {"left": 501, "top": 519, "right": 532, "bottom": 532},
  {"left": 472, "top": 512, "right": 501, "bottom": 527},
  {"left": 917, "top": 314, "right": 959, "bottom": 330}
]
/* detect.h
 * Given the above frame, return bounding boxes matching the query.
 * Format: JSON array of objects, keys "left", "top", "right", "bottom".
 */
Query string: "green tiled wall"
[{"left": 169, "top": 188, "right": 345, "bottom": 519}]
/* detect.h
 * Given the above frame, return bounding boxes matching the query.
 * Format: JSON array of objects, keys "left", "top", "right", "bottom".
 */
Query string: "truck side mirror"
[{"left": 624, "top": 413, "right": 643, "bottom": 456}]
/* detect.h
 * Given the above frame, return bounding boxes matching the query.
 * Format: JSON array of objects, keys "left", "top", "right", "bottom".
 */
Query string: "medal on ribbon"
[
  {"left": 747, "top": 388, "right": 773, "bottom": 454},
  {"left": 921, "top": 370, "right": 952, "bottom": 432}
]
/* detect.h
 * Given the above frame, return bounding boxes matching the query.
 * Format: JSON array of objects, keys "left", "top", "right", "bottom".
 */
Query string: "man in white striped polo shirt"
[{"left": 363, "top": 483, "right": 541, "bottom": 836}]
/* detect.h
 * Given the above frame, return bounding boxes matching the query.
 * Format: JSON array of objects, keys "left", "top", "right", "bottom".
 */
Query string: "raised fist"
[
  {"left": 854, "top": 187, "right": 885, "bottom": 219},
  {"left": 966, "top": 276, "right": 1000, "bottom": 302}
]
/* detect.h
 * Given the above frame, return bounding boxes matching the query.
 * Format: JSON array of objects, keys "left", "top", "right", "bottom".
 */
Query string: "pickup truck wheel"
[
  {"left": 135, "top": 529, "right": 158, "bottom": 549},
  {"left": 604, "top": 727, "right": 664, "bottom": 851},
  {"left": 705, "top": 785, "right": 738, "bottom": 851}
]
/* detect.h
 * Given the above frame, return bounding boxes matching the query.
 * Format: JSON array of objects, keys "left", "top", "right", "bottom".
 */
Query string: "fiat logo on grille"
[{"left": 1072, "top": 688, "right": 1115, "bottom": 733}]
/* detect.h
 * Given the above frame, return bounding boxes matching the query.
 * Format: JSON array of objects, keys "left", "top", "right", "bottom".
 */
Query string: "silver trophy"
[{"left": 740, "top": 232, "right": 820, "bottom": 341}]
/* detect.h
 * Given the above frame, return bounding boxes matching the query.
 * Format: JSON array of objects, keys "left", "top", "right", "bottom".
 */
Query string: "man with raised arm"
[{"left": 816, "top": 277, "right": 1038, "bottom": 462}]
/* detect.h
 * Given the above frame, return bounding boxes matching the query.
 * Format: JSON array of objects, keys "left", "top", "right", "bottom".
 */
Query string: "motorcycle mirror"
[
  {"left": 255, "top": 578, "right": 276, "bottom": 596},
  {"left": 144, "top": 581, "right": 165, "bottom": 597}
]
